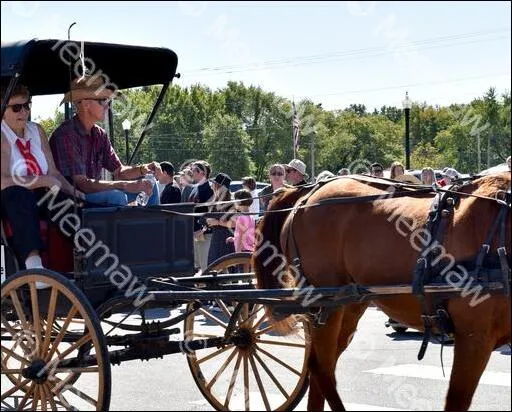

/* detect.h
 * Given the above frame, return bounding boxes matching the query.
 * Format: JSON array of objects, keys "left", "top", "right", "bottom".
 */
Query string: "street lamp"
[
  {"left": 122, "top": 119, "right": 131, "bottom": 164},
  {"left": 402, "top": 91, "right": 412, "bottom": 170}
]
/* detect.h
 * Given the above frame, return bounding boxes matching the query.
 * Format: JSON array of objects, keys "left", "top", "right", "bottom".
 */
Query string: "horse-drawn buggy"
[{"left": 1, "top": 37, "right": 510, "bottom": 412}]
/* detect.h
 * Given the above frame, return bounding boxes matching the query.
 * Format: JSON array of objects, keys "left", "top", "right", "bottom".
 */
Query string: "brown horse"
[{"left": 253, "top": 172, "right": 511, "bottom": 411}]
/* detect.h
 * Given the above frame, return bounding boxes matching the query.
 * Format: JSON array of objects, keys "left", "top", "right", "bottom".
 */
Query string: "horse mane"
[{"left": 253, "top": 185, "right": 311, "bottom": 291}]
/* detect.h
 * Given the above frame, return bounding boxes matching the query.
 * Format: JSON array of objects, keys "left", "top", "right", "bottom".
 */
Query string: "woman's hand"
[{"left": 226, "top": 236, "right": 234, "bottom": 244}]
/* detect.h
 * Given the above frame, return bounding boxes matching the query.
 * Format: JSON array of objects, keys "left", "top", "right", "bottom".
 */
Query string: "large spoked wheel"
[
  {"left": 184, "top": 253, "right": 311, "bottom": 411},
  {"left": 1, "top": 269, "right": 111, "bottom": 410}
]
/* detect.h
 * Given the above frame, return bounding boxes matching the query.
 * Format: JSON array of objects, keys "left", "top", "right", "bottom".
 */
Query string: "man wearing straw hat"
[
  {"left": 50, "top": 76, "right": 161, "bottom": 206},
  {"left": 284, "top": 158, "right": 309, "bottom": 186}
]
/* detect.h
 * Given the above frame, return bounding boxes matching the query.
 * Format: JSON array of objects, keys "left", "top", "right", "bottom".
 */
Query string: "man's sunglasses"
[
  {"left": 7, "top": 101, "right": 31, "bottom": 113},
  {"left": 84, "top": 98, "right": 110, "bottom": 106},
  {"left": 270, "top": 171, "right": 284, "bottom": 176}
]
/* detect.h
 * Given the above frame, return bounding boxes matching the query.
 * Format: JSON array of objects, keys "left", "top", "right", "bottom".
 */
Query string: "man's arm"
[
  {"left": 113, "top": 162, "right": 162, "bottom": 180},
  {"left": 72, "top": 175, "right": 153, "bottom": 195}
]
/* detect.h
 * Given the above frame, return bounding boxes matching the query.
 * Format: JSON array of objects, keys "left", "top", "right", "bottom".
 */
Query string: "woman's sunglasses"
[
  {"left": 270, "top": 171, "right": 284, "bottom": 176},
  {"left": 7, "top": 101, "right": 31, "bottom": 113}
]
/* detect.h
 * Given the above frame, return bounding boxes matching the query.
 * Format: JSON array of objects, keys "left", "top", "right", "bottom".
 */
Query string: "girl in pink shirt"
[{"left": 226, "top": 189, "right": 255, "bottom": 252}]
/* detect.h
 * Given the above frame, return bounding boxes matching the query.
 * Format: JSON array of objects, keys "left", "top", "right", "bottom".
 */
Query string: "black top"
[
  {"left": 160, "top": 184, "right": 182, "bottom": 204},
  {"left": 188, "top": 181, "right": 214, "bottom": 232}
]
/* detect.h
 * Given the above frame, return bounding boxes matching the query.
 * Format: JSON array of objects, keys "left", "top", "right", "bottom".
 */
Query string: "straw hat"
[
  {"left": 286, "top": 159, "right": 308, "bottom": 178},
  {"left": 60, "top": 76, "right": 116, "bottom": 105}
]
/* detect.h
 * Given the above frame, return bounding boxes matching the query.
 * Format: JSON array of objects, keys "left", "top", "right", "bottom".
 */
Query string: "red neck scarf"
[{"left": 15, "top": 138, "right": 42, "bottom": 176}]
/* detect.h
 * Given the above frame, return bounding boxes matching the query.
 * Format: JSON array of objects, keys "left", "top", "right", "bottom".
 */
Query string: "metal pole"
[
  {"left": 477, "top": 134, "right": 481, "bottom": 171},
  {"left": 405, "top": 107, "right": 411, "bottom": 170},
  {"left": 125, "top": 129, "right": 129, "bottom": 165},
  {"left": 310, "top": 131, "right": 315, "bottom": 180}
]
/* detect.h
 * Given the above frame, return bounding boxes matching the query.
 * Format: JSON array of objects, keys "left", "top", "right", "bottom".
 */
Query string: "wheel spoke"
[
  {"left": 238, "top": 305, "right": 264, "bottom": 328},
  {"left": 40, "top": 384, "right": 48, "bottom": 411},
  {"left": 0, "top": 377, "right": 30, "bottom": 400},
  {"left": 53, "top": 333, "right": 91, "bottom": 361},
  {"left": 17, "top": 383, "right": 35, "bottom": 410},
  {"left": 248, "top": 354, "right": 271, "bottom": 411},
  {"left": 253, "top": 351, "right": 288, "bottom": 398},
  {"left": 54, "top": 376, "right": 98, "bottom": 408},
  {"left": 1, "top": 344, "right": 30, "bottom": 364},
  {"left": 198, "top": 308, "right": 228, "bottom": 329},
  {"left": 1, "top": 368, "right": 24, "bottom": 373},
  {"left": 255, "top": 338, "right": 306, "bottom": 348},
  {"left": 45, "top": 307, "right": 78, "bottom": 363},
  {"left": 32, "top": 381, "right": 41, "bottom": 411},
  {"left": 197, "top": 345, "right": 232, "bottom": 365},
  {"left": 255, "top": 346, "right": 301, "bottom": 376},
  {"left": 42, "top": 383, "right": 58, "bottom": 411},
  {"left": 206, "top": 348, "right": 238, "bottom": 390},
  {"left": 9, "top": 290, "right": 30, "bottom": 331},
  {"left": 29, "top": 283, "right": 42, "bottom": 358},
  {"left": 41, "top": 287, "right": 59, "bottom": 356},
  {"left": 1, "top": 314, "right": 33, "bottom": 355},
  {"left": 224, "top": 351, "right": 242, "bottom": 409},
  {"left": 214, "top": 299, "right": 232, "bottom": 318},
  {"left": 253, "top": 323, "right": 274, "bottom": 337},
  {"left": 251, "top": 312, "right": 270, "bottom": 333},
  {"left": 243, "top": 354, "right": 249, "bottom": 411}
]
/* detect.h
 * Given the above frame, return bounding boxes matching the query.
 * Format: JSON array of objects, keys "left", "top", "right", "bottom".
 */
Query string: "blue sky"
[{"left": 1, "top": 1, "right": 510, "bottom": 120}]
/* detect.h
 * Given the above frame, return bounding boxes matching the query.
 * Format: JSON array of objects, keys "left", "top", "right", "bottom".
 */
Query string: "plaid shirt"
[{"left": 50, "top": 116, "right": 121, "bottom": 180}]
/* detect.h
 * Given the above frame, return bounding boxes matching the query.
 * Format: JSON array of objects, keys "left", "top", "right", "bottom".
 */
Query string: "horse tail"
[{"left": 253, "top": 185, "right": 311, "bottom": 333}]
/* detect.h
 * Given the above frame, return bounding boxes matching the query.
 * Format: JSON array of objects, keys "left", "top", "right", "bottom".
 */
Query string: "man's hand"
[
  {"left": 143, "top": 162, "right": 161, "bottom": 176},
  {"left": 125, "top": 179, "right": 153, "bottom": 195}
]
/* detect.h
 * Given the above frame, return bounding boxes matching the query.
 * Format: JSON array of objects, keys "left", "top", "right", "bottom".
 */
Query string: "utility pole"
[
  {"left": 487, "top": 133, "right": 491, "bottom": 168},
  {"left": 477, "top": 134, "right": 481, "bottom": 171},
  {"left": 310, "top": 130, "right": 316, "bottom": 180}
]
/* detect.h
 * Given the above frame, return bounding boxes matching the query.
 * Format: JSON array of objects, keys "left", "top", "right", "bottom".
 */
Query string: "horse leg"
[
  {"left": 445, "top": 334, "right": 495, "bottom": 410},
  {"left": 307, "top": 310, "right": 344, "bottom": 411},
  {"left": 307, "top": 303, "right": 368, "bottom": 411}
]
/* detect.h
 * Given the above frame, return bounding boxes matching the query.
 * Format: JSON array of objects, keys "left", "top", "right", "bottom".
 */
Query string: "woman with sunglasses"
[
  {"left": 1, "top": 82, "right": 85, "bottom": 275},
  {"left": 259, "top": 163, "right": 286, "bottom": 213}
]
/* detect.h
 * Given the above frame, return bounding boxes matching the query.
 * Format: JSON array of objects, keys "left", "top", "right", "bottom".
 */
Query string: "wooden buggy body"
[{"left": 1, "top": 39, "right": 312, "bottom": 411}]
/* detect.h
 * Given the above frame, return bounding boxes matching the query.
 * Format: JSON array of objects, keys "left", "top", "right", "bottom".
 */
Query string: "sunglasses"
[
  {"left": 7, "top": 101, "right": 31, "bottom": 113},
  {"left": 270, "top": 171, "right": 284, "bottom": 176},
  {"left": 85, "top": 98, "right": 110, "bottom": 106}
]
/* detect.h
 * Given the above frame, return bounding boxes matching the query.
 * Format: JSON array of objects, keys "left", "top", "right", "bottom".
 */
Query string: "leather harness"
[{"left": 283, "top": 176, "right": 511, "bottom": 358}]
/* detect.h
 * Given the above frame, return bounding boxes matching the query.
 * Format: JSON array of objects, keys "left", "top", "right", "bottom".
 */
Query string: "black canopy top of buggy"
[{"left": 1, "top": 38, "right": 179, "bottom": 95}]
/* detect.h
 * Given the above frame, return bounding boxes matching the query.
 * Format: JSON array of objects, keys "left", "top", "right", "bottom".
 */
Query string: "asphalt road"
[{"left": 105, "top": 306, "right": 511, "bottom": 411}]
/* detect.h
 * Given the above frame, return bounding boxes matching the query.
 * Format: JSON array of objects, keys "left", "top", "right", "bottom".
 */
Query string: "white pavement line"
[
  {"left": 294, "top": 397, "right": 408, "bottom": 411},
  {"left": 365, "top": 364, "right": 511, "bottom": 387},
  {"left": 190, "top": 396, "right": 409, "bottom": 411}
]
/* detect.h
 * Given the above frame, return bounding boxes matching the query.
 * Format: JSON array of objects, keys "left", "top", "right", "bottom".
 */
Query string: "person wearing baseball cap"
[{"left": 285, "top": 158, "right": 309, "bottom": 186}]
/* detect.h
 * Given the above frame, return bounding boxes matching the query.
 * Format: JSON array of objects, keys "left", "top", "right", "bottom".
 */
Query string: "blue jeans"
[{"left": 85, "top": 184, "right": 160, "bottom": 206}]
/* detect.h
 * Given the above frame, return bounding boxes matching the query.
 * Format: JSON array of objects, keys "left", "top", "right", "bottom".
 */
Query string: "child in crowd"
[{"left": 226, "top": 189, "right": 255, "bottom": 253}]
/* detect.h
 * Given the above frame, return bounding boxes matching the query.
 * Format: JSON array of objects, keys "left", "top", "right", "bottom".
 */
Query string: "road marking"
[
  {"left": 191, "top": 394, "right": 408, "bottom": 411},
  {"left": 366, "top": 364, "right": 511, "bottom": 387}
]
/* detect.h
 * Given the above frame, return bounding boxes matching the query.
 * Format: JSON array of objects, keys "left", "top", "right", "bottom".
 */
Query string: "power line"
[
  {"left": 185, "top": 28, "right": 511, "bottom": 75},
  {"left": 299, "top": 72, "right": 511, "bottom": 100}
]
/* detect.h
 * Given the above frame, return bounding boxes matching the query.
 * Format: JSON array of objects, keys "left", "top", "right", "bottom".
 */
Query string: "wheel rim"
[
  {"left": 185, "top": 253, "right": 310, "bottom": 411},
  {"left": 1, "top": 269, "right": 111, "bottom": 411}
]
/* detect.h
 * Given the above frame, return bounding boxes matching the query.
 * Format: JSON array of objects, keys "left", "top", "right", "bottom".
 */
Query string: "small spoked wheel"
[
  {"left": 184, "top": 253, "right": 311, "bottom": 411},
  {"left": 1, "top": 269, "right": 111, "bottom": 410}
]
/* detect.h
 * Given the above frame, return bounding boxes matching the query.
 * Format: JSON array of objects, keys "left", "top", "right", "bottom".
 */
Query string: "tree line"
[{"left": 40, "top": 82, "right": 511, "bottom": 181}]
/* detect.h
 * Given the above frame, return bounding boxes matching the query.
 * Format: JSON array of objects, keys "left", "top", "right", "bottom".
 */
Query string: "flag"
[{"left": 292, "top": 101, "right": 301, "bottom": 152}]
